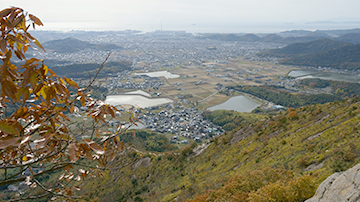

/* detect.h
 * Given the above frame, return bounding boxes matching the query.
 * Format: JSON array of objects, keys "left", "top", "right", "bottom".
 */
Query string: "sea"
[{"left": 35, "top": 21, "right": 360, "bottom": 34}]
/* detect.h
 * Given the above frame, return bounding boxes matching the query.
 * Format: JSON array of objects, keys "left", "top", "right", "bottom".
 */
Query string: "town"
[{"left": 31, "top": 30, "right": 294, "bottom": 143}]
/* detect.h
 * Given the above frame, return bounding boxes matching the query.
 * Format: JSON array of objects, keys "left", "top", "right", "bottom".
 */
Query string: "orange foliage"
[
  {"left": 186, "top": 167, "right": 316, "bottom": 202},
  {"left": 0, "top": 7, "right": 126, "bottom": 200}
]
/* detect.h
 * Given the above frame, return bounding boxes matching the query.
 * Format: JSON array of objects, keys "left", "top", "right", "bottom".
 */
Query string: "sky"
[{"left": 2, "top": 0, "right": 360, "bottom": 33}]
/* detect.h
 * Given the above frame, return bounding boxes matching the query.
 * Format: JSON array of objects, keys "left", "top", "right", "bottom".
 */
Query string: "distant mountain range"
[
  {"left": 198, "top": 28, "right": 360, "bottom": 44},
  {"left": 42, "top": 37, "right": 123, "bottom": 53}
]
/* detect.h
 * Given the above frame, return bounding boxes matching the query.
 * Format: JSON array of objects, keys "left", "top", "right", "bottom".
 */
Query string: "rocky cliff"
[{"left": 306, "top": 163, "right": 360, "bottom": 202}]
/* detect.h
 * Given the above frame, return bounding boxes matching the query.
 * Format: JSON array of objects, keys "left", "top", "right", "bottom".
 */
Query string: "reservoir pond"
[
  {"left": 289, "top": 70, "right": 360, "bottom": 83},
  {"left": 105, "top": 90, "right": 173, "bottom": 109},
  {"left": 134, "top": 71, "right": 180, "bottom": 79},
  {"left": 207, "top": 95, "right": 260, "bottom": 113}
]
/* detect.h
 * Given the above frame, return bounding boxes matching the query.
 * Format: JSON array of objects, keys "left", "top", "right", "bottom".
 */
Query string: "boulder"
[{"left": 305, "top": 163, "right": 360, "bottom": 202}]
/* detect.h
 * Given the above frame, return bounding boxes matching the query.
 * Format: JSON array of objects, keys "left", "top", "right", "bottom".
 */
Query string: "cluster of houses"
[
  {"left": 139, "top": 104, "right": 224, "bottom": 141},
  {"left": 106, "top": 77, "right": 164, "bottom": 90},
  {"left": 35, "top": 31, "right": 282, "bottom": 72}
]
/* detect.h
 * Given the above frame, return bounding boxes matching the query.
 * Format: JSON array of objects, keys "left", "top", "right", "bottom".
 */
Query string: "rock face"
[
  {"left": 305, "top": 163, "right": 360, "bottom": 202},
  {"left": 230, "top": 124, "right": 255, "bottom": 145},
  {"left": 131, "top": 157, "right": 151, "bottom": 170}
]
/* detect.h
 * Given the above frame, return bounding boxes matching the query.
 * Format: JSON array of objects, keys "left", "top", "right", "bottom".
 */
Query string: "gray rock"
[
  {"left": 306, "top": 163, "right": 360, "bottom": 202},
  {"left": 230, "top": 124, "right": 255, "bottom": 145},
  {"left": 131, "top": 157, "right": 151, "bottom": 170}
]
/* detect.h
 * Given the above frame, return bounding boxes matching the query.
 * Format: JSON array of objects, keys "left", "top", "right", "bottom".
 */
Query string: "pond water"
[
  {"left": 105, "top": 92, "right": 173, "bottom": 108},
  {"left": 289, "top": 70, "right": 360, "bottom": 83},
  {"left": 207, "top": 95, "right": 260, "bottom": 113},
  {"left": 134, "top": 71, "right": 180, "bottom": 79}
]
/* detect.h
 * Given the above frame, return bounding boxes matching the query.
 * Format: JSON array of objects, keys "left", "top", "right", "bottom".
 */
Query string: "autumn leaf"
[
  {"left": 83, "top": 139, "right": 105, "bottom": 155},
  {"left": 0, "top": 7, "right": 123, "bottom": 196},
  {"left": 68, "top": 143, "right": 79, "bottom": 162},
  {"left": 0, "top": 39, "right": 7, "bottom": 53},
  {"left": 33, "top": 39, "right": 45, "bottom": 52},
  {"left": 29, "top": 14, "right": 43, "bottom": 26},
  {"left": 0, "top": 137, "right": 21, "bottom": 149},
  {"left": 0, "top": 121, "right": 19, "bottom": 135},
  {"left": 0, "top": 8, "right": 12, "bottom": 18},
  {"left": 64, "top": 77, "right": 79, "bottom": 89}
]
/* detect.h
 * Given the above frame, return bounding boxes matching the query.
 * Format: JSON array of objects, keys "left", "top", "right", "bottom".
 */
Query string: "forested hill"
[
  {"left": 335, "top": 33, "right": 360, "bottom": 44},
  {"left": 257, "top": 38, "right": 350, "bottom": 57},
  {"left": 257, "top": 37, "right": 360, "bottom": 70},
  {"left": 279, "top": 43, "right": 360, "bottom": 70},
  {"left": 42, "top": 37, "right": 122, "bottom": 53},
  {"left": 48, "top": 61, "right": 132, "bottom": 78},
  {"left": 77, "top": 98, "right": 360, "bottom": 202}
]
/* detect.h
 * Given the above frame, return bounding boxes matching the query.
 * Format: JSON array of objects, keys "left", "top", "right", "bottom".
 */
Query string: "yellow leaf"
[
  {"left": 38, "top": 86, "right": 47, "bottom": 99},
  {"left": 43, "top": 65, "right": 48, "bottom": 76},
  {"left": 33, "top": 39, "right": 45, "bottom": 52},
  {"left": 80, "top": 96, "right": 86, "bottom": 107},
  {"left": 22, "top": 156, "right": 28, "bottom": 161},
  {"left": 0, "top": 121, "right": 19, "bottom": 135}
]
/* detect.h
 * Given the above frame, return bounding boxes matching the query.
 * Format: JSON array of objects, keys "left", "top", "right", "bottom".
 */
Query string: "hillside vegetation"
[
  {"left": 257, "top": 38, "right": 360, "bottom": 70},
  {"left": 202, "top": 110, "right": 265, "bottom": 131},
  {"left": 49, "top": 61, "right": 132, "bottom": 78},
  {"left": 257, "top": 38, "right": 350, "bottom": 57},
  {"left": 279, "top": 43, "right": 360, "bottom": 70},
  {"left": 76, "top": 98, "right": 360, "bottom": 202},
  {"left": 42, "top": 37, "right": 122, "bottom": 53}
]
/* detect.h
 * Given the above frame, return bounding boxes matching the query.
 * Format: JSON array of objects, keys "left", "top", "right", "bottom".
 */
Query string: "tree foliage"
[
  {"left": 231, "top": 85, "right": 341, "bottom": 108},
  {"left": 300, "top": 78, "right": 360, "bottom": 98},
  {"left": 187, "top": 167, "right": 316, "bottom": 202},
  {"left": 279, "top": 43, "right": 360, "bottom": 70},
  {"left": 120, "top": 131, "right": 177, "bottom": 152},
  {"left": 0, "top": 7, "right": 128, "bottom": 200},
  {"left": 202, "top": 110, "right": 264, "bottom": 131}
]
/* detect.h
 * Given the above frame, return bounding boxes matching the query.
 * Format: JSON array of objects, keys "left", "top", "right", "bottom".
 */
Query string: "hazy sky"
[{"left": 2, "top": 0, "right": 360, "bottom": 32}]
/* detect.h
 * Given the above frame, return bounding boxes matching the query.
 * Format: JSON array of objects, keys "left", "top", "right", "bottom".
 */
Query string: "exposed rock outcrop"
[
  {"left": 230, "top": 124, "right": 255, "bottom": 145},
  {"left": 192, "top": 142, "right": 210, "bottom": 156},
  {"left": 305, "top": 163, "right": 360, "bottom": 202},
  {"left": 131, "top": 157, "right": 151, "bottom": 170}
]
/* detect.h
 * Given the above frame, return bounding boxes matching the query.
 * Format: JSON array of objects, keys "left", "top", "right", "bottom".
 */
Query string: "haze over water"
[{"left": 37, "top": 21, "right": 360, "bottom": 33}]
